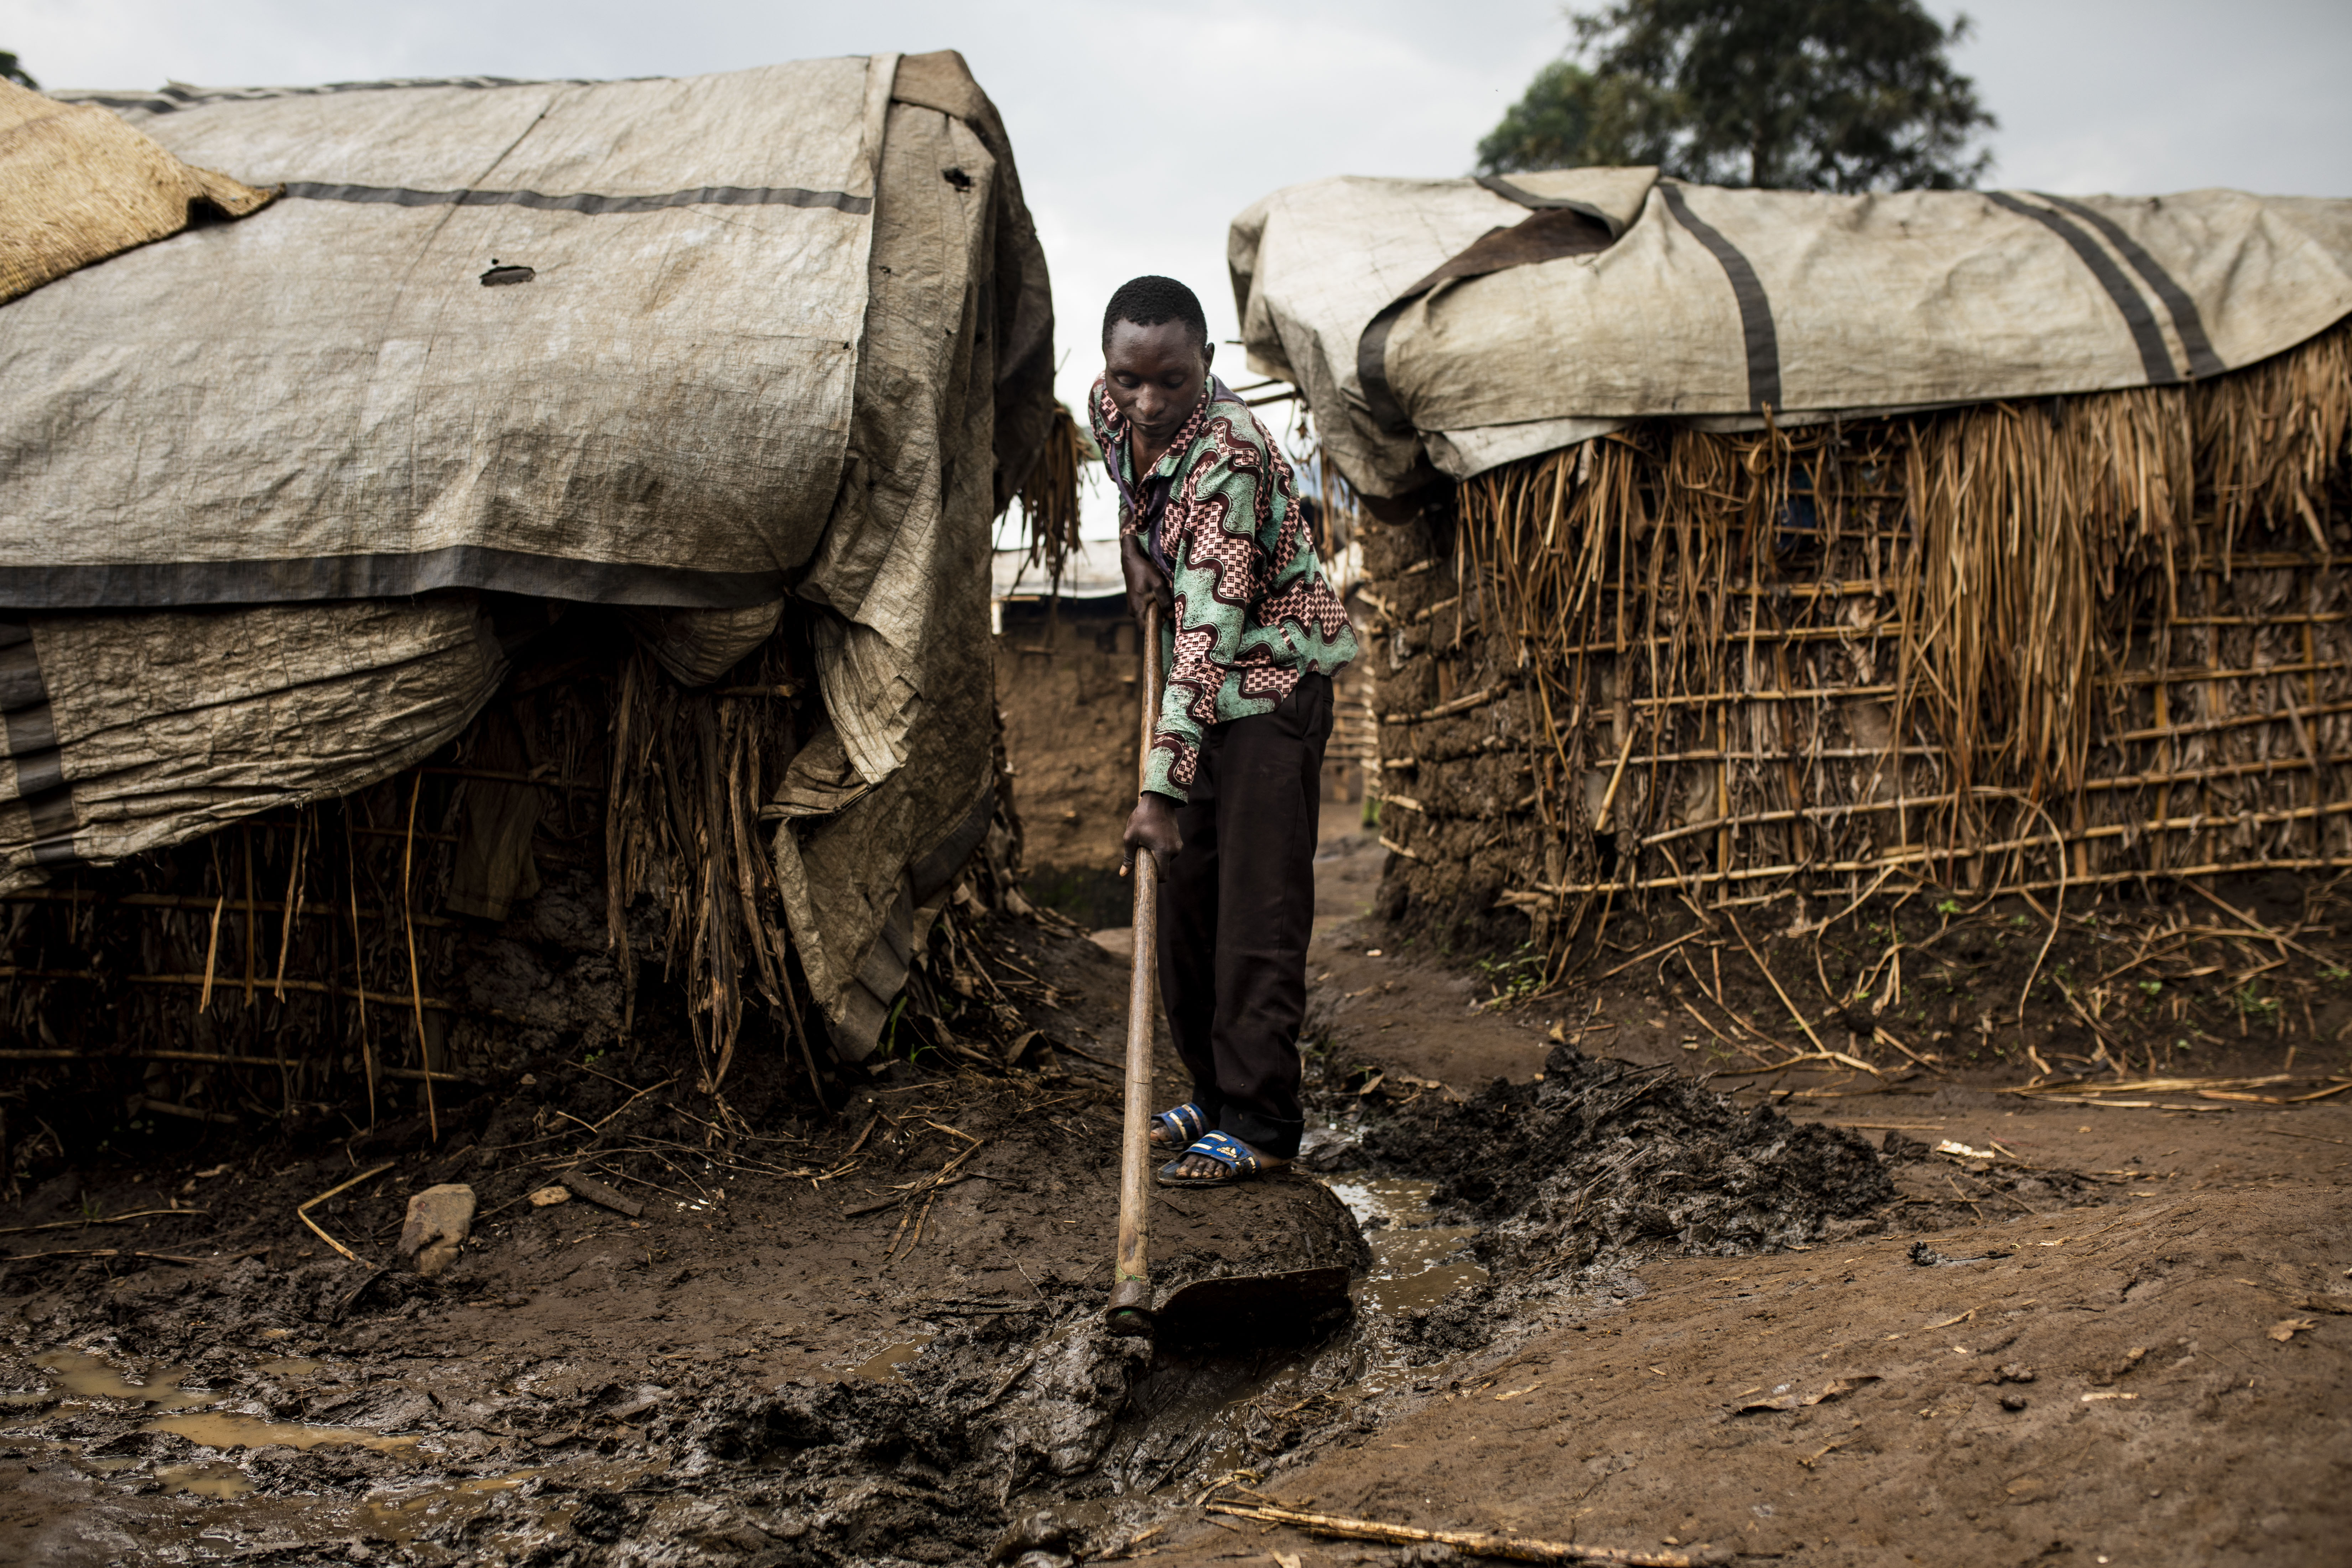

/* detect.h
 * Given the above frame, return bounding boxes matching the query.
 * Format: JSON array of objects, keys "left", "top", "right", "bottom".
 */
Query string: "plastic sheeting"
[
  {"left": 0, "top": 55, "right": 1057, "bottom": 1053},
  {"left": 1231, "top": 169, "right": 2352, "bottom": 497},
  {"left": 5, "top": 59, "right": 894, "bottom": 609}
]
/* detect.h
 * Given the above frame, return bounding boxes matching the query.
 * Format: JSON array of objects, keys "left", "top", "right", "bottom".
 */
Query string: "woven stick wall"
[
  {"left": 0, "top": 632, "right": 774, "bottom": 1138},
  {"left": 1365, "top": 323, "right": 2352, "bottom": 967},
  {"left": 0, "top": 623, "right": 1038, "bottom": 1155}
]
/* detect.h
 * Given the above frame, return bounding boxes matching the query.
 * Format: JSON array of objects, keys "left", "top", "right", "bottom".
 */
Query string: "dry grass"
[
  {"left": 1371, "top": 323, "right": 2352, "bottom": 966},
  {"left": 1011, "top": 403, "right": 1089, "bottom": 598},
  {"left": 1, "top": 79, "right": 274, "bottom": 304}
]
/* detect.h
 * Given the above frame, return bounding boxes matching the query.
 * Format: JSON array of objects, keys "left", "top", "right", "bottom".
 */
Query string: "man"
[{"left": 1093, "top": 275, "right": 1359, "bottom": 1187}]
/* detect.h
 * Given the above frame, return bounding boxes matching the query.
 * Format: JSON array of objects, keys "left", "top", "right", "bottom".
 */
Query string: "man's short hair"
[{"left": 1102, "top": 275, "right": 1208, "bottom": 352}]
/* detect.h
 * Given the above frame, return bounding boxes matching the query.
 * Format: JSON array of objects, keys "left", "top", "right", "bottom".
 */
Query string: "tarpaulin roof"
[
  {"left": 1230, "top": 168, "right": 2352, "bottom": 498},
  {"left": 0, "top": 54, "right": 1057, "bottom": 1049},
  {"left": 7, "top": 60, "right": 893, "bottom": 609}
]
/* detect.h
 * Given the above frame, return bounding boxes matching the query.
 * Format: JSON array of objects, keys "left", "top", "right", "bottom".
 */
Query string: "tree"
[
  {"left": 1476, "top": 0, "right": 1996, "bottom": 193},
  {"left": 1475, "top": 62, "right": 1679, "bottom": 177},
  {"left": 1, "top": 51, "right": 35, "bottom": 90}
]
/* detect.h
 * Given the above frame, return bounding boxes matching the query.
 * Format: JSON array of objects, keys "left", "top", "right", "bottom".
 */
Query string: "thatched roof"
[{"left": 0, "top": 78, "right": 273, "bottom": 305}]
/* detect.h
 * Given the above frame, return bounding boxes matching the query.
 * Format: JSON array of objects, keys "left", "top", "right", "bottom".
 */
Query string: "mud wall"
[
  {"left": 994, "top": 599, "right": 1143, "bottom": 929},
  {"left": 1357, "top": 500, "right": 1542, "bottom": 950}
]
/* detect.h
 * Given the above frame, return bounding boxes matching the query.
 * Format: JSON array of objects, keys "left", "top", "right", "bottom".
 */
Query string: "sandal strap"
[
  {"left": 1152, "top": 1103, "right": 1208, "bottom": 1143},
  {"left": 1180, "top": 1131, "right": 1260, "bottom": 1176}
]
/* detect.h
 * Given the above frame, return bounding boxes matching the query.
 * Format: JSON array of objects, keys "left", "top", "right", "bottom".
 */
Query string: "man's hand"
[
  {"left": 1120, "top": 532, "right": 1172, "bottom": 630},
  {"left": 1120, "top": 791, "right": 1181, "bottom": 879}
]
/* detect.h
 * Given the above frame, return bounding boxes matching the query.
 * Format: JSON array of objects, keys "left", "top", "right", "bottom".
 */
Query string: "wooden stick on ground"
[
  {"left": 2180, "top": 880, "right": 2336, "bottom": 968},
  {"left": 1202, "top": 1500, "right": 1733, "bottom": 1566},
  {"left": 1721, "top": 911, "right": 1829, "bottom": 1056},
  {"left": 0, "top": 1249, "right": 237, "bottom": 1266},
  {"left": 297, "top": 1162, "right": 394, "bottom": 1263},
  {"left": 1597, "top": 929, "right": 1701, "bottom": 982},
  {"left": 561, "top": 1170, "right": 647, "bottom": 1218}
]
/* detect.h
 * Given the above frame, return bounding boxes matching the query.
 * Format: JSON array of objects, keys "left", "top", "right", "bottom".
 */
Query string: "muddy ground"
[{"left": 4, "top": 813, "right": 2349, "bottom": 1566}]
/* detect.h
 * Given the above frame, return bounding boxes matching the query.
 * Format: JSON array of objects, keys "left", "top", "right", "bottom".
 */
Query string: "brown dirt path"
[
  {"left": 1153, "top": 1105, "right": 2351, "bottom": 1567},
  {"left": 1136, "top": 826, "right": 2352, "bottom": 1568}
]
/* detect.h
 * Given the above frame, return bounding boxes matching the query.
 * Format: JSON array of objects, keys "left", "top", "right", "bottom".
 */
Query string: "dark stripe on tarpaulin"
[
  {"left": 1658, "top": 184, "right": 1782, "bottom": 415},
  {"left": 1473, "top": 174, "right": 1630, "bottom": 238},
  {"left": 0, "top": 621, "right": 79, "bottom": 869},
  {"left": 1356, "top": 200, "right": 1622, "bottom": 436},
  {"left": 63, "top": 76, "right": 596, "bottom": 116},
  {"left": 1985, "top": 192, "right": 2179, "bottom": 385},
  {"left": 2034, "top": 193, "right": 2226, "bottom": 380},
  {"left": 284, "top": 180, "right": 871, "bottom": 217},
  {"left": 0, "top": 546, "right": 787, "bottom": 614}
]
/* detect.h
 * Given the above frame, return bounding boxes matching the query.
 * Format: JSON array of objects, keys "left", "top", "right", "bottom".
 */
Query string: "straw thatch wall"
[
  {"left": 1365, "top": 323, "right": 2352, "bottom": 966},
  {"left": 0, "top": 610, "right": 1033, "bottom": 1162}
]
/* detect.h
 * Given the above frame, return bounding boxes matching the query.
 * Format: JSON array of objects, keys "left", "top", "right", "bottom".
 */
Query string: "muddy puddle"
[
  {"left": 2, "top": 1338, "right": 652, "bottom": 1558},
  {"left": 1327, "top": 1176, "right": 1486, "bottom": 1313},
  {"left": 1005, "top": 1161, "right": 1498, "bottom": 1551}
]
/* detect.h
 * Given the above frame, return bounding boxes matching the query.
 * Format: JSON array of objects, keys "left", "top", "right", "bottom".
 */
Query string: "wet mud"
[
  {"left": 6, "top": 834, "right": 2350, "bottom": 1564},
  {"left": 1368, "top": 1046, "right": 1895, "bottom": 1277}
]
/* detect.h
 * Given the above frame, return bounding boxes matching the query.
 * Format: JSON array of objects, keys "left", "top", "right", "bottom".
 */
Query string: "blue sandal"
[
  {"left": 1146, "top": 1103, "right": 1208, "bottom": 1149},
  {"left": 1155, "top": 1130, "right": 1284, "bottom": 1188}
]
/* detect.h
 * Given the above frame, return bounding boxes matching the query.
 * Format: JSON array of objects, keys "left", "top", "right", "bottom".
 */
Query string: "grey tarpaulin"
[
  {"left": 8, "top": 59, "right": 893, "bottom": 609},
  {"left": 1, "top": 598, "right": 509, "bottom": 876},
  {"left": 0, "top": 53, "right": 1056, "bottom": 1054},
  {"left": 1230, "top": 169, "right": 2352, "bottom": 498}
]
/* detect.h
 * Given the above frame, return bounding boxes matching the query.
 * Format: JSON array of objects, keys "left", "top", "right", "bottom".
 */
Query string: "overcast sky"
[{"left": 14, "top": 1, "right": 2351, "bottom": 541}]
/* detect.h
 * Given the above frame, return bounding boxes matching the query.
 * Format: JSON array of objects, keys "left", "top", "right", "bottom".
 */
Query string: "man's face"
[{"left": 1103, "top": 318, "right": 1213, "bottom": 445}]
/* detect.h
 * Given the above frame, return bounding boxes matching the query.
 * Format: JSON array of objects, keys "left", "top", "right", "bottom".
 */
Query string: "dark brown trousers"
[{"left": 1155, "top": 673, "right": 1331, "bottom": 1160}]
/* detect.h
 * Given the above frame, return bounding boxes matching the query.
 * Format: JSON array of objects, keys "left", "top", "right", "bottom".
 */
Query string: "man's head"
[{"left": 1102, "top": 275, "right": 1214, "bottom": 442}]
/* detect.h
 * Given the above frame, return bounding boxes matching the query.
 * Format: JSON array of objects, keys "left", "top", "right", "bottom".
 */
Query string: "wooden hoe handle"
[{"left": 1108, "top": 602, "right": 1163, "bottom": 1332}]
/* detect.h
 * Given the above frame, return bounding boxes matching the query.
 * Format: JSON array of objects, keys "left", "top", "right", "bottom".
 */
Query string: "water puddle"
[
  {"left": 32, "top": 1349, "right": 218, "bottom": 1411},
  {"left": 842, "top": 1335, "right": 936, "bottom": 1380},
  {"left": 357, "top": 1470, "right": 544, "bottom": 1542},
  {"left": 157, "top": 1461, "right": 255, "bottom": 1499},
  {"left": 24, "top": 1350, "right": 420, "bottom": 1465},
  {"left": 1326, "top": 1176, "right": 1488, "bottom": 1314},
  {"left": 251, "top": 1357, "right": 326, "bottom": 1377},
  {"left": 145, "top": 1410, "right": 418, "bottom": 1453}
]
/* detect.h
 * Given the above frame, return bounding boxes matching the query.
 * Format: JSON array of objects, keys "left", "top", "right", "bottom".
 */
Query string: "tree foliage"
[
  {"left": 1477, "top": 0, "right": 1996, "bottom": 192},
  {"left": 1, "top": 51, "right": 36, "bottom": 90}
]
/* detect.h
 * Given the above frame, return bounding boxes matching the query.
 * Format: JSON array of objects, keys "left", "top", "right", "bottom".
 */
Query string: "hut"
[
  {"left": 0, "top": 54, "right": 1065, "bottom": 1156},
  {"left": 1229, "top": 170, "right": 2352, "bottom": 963}
]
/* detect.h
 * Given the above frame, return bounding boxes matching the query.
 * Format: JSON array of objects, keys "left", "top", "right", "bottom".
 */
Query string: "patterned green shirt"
[{"left": 1091, "top": 376, "right": 1359, "bottom": 801}]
